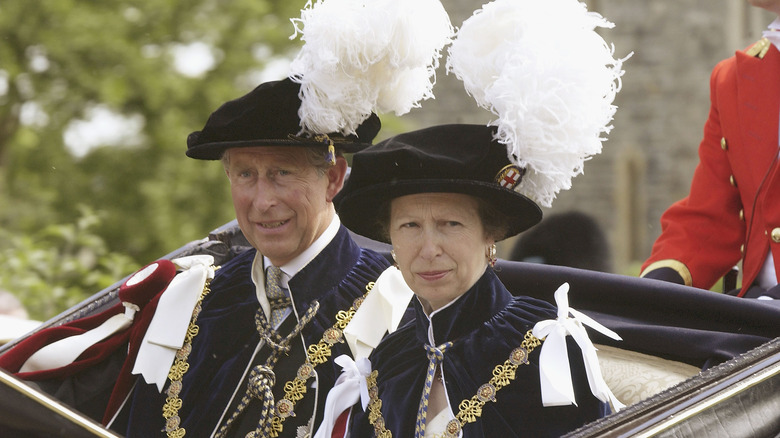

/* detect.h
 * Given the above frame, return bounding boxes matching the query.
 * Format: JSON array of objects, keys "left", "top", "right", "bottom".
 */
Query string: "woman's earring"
[
  {"left": 390, "top": 249, "right": 398, "bottom": 267},
  {"left": 487, "top": 244, "right": 497, "bottom": 268}
]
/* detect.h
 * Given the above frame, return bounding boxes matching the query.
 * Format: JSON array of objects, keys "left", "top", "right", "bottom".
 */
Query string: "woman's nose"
[{"left": 418, "top": 230, "right": 443, "bottom": 260}]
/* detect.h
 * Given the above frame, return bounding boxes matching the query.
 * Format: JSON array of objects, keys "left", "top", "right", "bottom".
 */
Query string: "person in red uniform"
[{"left": 641, "top": 0, "right": 780, "bottom": 299}]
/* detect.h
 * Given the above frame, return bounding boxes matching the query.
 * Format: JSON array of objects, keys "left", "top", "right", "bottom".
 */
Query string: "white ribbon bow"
[
  {"left": 532, "top": 283, "right": 624, "bottom": 411},
  {"left": 131, "top": 254, "right": 215, "bottom": 391},
  {"left": 344, "top": 266, "right": 414, "bottom": 360},
  {"left": 313, "top": 354, "right": 372, "bottom": 438}
]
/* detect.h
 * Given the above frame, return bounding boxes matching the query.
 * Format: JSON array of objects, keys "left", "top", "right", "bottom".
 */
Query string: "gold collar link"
[{"left": 366, "top": 330, "right": 542, "bottom": 438}]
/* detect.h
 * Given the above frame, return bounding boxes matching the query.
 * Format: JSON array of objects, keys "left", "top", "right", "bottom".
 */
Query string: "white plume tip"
[
  {"left": 447, "top": 0, "right": 630, "bottom": 207},
  {"left": 289, "top": 0, "right": 454, "bottom": 137}
]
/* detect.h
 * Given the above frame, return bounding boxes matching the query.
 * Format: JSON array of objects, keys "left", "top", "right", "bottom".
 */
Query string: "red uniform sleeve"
[{"left": 641, "top": 58, "right": 745, "bottom": 290}]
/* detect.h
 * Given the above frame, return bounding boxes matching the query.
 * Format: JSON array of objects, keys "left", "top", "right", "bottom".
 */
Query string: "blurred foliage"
[
  {"left": 0, "top": 207, "right": 137, "bottom": 320},
  {"left": 0, "top": 0, "right": 306, "bottom": 319}
]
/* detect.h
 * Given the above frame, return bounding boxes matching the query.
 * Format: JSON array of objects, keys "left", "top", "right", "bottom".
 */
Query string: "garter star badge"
[{"left": 494, "top": 164, "right": 524, "bottom": 190}]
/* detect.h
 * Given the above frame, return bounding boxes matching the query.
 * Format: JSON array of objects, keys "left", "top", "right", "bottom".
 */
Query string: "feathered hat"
[
  {"left": 447, "top": 0, "right": 628, "bottom": 208},
  {"left": 336, "top": 0, "right": 627, "bottom": 242},
  {"left": 186, "top": 0, "right": 454, "bottom": 160}
]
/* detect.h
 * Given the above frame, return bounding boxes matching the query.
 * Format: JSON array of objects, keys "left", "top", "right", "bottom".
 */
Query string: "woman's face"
[{"left": 389, "top": 193, "right": 492, "bottom": 313}]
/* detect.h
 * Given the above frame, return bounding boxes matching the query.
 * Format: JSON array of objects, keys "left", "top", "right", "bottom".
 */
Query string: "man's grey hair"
[{"left": 221, "top": 147, "right": 342, "bottom": 176}]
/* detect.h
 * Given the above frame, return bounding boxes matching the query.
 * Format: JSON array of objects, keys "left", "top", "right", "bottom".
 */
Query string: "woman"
[{"left": 332, "top": 124, "right": 616, "bottom": 438}]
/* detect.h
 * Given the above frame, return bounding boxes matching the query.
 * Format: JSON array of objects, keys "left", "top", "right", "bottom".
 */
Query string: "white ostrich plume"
[
  {"left": 289, "top": 0, "right": 453, "bottom": 137},
  {"left": 447, "top": 0, "right": 628, "bottom": 207}
]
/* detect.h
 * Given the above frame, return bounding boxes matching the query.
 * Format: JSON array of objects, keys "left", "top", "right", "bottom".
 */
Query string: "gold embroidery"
[
  {"left": 271, "top": 281, "right": 374, "bottom": 436},
  {"left": 162, "top": 274, "right": 375, "bottom": 438},
  {"left": 163, "top": 272, "right": 216, "bottom": 437},
  {"left": 366, "top": 330, "right": 542, "bottom": 437}
]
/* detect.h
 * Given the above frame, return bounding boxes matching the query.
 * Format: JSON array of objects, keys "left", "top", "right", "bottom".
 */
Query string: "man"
[
  {"left": 0, "top": 0, "right": 454, "bottom": 433},
  {"left": 641, "top": 0, "right": 780, "bottom": 299},
  {"left": 111, "top": 78, "right": 391, "bottom": 437}
]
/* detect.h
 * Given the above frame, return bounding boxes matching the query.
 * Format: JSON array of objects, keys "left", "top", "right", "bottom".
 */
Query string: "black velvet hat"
[
  {"left": 186, "top": 78, "right": 382, "bottom": 160},
  {"left": 335, "top": 124, "right": 542, "bottom": 243}
]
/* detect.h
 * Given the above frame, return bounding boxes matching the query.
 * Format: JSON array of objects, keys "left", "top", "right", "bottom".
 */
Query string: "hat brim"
[
  {"left": 336, "top": 178, "right": 542, "bottom": 243},
  {"left": 185, "top": 138, "right": 372, "bottom": 160}
]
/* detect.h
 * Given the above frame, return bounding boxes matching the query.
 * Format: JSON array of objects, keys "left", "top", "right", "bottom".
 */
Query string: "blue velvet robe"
[
  {"left": 114, "top": 225, "right": 390, "bottom": 437},
  {"left": 351, "top": 269, "right": 609, "bottom": 438}
]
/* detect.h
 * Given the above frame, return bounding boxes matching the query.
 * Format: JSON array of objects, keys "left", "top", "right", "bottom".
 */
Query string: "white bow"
[
  {"left": 313, "top": 354, "right": 372, "bottom": 438},
  {"left": 131, "top": 255, "right": 215, "bottom": 391},
  {"left": 532, "top": 283, "right": 624, "bottom": 410}
]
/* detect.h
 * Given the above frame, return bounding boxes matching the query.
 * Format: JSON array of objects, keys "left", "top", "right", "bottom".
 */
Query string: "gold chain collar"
[
  {"left": 366, "top": 330, "right": 542, "bottom": 438},
  {"left": 163, "top": 273, "right": 215, "bottom": 437},
  {"left": 161, "top": 277, "right": 375, "bottom": 437},
  {"left": 254, "top": 281, "right": 374, "bottom": 437}
]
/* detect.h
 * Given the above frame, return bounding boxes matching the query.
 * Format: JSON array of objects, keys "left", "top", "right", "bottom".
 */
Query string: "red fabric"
[
  {"left": 0, "top": 303, "right": 130, "bottom": 379},
  {"left": 0, "top": 260, "right": 177, "bottom": 424},
  {"left": 331, "top": 408, "right": 350, "bottom": 438},
  {"left": 103, "top": 259, "right": 178, "bottom": 423},
  {"left": 101, "top": 290, "right": 163, "bottom": 424},
  {"left": 642, "top": 43, "right": 780, "bottom": 295}
]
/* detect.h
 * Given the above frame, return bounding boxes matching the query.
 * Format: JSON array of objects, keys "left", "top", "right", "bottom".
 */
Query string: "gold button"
[
  {"left": 741, "top": 244, "right": 745, "bottom": 254},
  {"left": 721, "top": 137, "right": 728, "bottom": 150},
  {"left": 730, "top": 175, "right": 737, "bottom": 187},
  {"left": 739, "top": 209, "right": 744, "bottom": 221},
  {"left": 772, "top": 228, "right": 780, "bottom": 243}
]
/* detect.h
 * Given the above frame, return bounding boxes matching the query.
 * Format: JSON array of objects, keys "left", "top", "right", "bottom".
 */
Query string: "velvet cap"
[
  {"left": 186, "top": 78, "right": 381, "bottom": 160},
  {"left": 335, "top": 124, "right": 542, "bottom": 243}
]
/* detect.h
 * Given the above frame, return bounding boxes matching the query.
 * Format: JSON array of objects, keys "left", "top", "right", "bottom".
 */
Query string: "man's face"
[{"left": 224, "top": 147, "right": 346, "bottom": 266}]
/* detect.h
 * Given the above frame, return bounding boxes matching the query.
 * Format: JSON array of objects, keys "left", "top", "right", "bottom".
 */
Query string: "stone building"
[{"left": 402, "top": 0, "right": 775, "bottom": 275}]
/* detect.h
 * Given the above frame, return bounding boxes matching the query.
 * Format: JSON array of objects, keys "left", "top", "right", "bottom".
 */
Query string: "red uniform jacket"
[{"left": 641, "top": 39, "right": 780, "bottom": 296}]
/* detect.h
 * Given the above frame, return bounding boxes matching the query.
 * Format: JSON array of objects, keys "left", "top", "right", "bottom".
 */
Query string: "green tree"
[
  {"left": 0, "top": 207, "right": 138, "bottom": 320},
  {"left": 0, "top": 0, "right": 304, "bottom": 318}
]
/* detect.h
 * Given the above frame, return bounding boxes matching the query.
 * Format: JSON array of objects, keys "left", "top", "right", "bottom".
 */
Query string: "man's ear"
[
  {"left": 325, "top": 156, "right": 348, "bottom": 202},
  {"left": 221, "top": 150, "right": 231, "bottom": 179}
]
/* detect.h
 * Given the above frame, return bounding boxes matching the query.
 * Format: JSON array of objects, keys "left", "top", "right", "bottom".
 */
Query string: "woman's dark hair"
[{"left": 475, "top": 196, "right": 511, "bottom": 242}]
